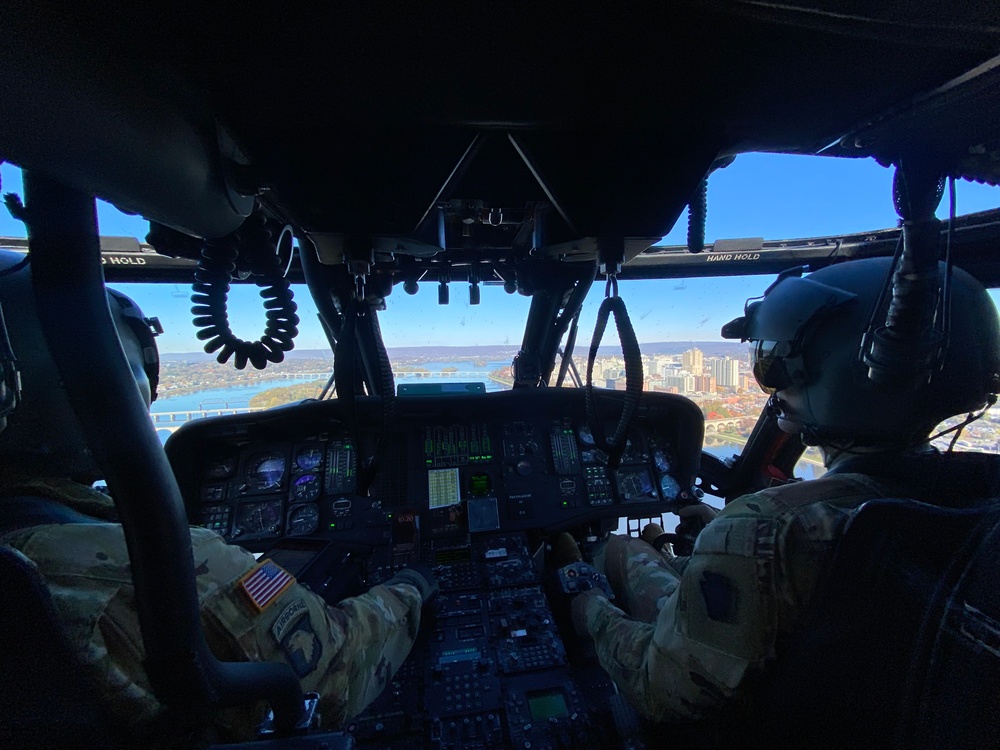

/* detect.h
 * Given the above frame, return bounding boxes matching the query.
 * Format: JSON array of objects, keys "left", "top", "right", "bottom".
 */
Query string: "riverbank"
[{"left": 488, "top": 373, "right": 514, "bottom": 388}]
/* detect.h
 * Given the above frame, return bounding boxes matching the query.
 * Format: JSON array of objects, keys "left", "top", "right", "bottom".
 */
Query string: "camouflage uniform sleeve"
[
  {"left": 194, "top": 529, "right": 423, "bottom": 730},
  {"left": 581, "top": 475, "right": 878, "bottom": 722},
  {"left": 581, "top": 534, "right": 758, "bottom": 722},
  {"left": 2, "top": 522, "right": 422, "bottom": 740},
  {"left": 663, "top": 553, "right": 691, "bottom": 576}
]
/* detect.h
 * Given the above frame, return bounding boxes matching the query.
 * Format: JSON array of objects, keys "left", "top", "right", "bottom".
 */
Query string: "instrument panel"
[
  {"left": 166, "top": 388, "right": 705, "bottom": 748},
  {"left": 168, "top": 389, "right": 705, "bottom": 552}
]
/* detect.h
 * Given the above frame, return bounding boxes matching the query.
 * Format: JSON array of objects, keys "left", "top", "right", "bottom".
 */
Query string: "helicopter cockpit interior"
[{"left": 2, "top": 2, "right": 1000, "bottom": 749}]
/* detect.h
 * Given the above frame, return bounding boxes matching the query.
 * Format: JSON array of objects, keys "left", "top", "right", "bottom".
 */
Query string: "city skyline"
[{"left": 150, "top": 345, "right": 1000, "bottom": 456}]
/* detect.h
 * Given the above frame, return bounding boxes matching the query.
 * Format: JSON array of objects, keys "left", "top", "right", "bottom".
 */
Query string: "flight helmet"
[
  {"left": 0, "top": 249, "right": 161, "bottom": 480},
  {"left": 722, "top": 257, "right": 1000, "bottom": 445}
]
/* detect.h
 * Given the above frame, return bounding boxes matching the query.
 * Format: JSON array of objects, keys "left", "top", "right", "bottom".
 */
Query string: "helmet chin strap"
[{"left": 766, "top": 393, "right": 832, "bottom": 448}]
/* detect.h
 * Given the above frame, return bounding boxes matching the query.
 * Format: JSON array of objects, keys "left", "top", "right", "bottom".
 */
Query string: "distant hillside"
[
  {"left": 385, "top": 342, "right": 745, "bottom": 358},
  {"left": 160, "top": 350, "right": 334, "bottom": 363},
  {"left": 387, "top": 345, "right": 521, "bottom": 361},
  {"left": 164, "top": 342, "right": 742, "bottom": 361},
  {"left": 620, "top": 342, "right": 745, "bottom": 357}
]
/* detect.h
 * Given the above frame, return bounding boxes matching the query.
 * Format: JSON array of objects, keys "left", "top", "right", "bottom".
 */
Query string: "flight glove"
[{"left": 385, "top": 563, "right": 440, "bottom": 603}]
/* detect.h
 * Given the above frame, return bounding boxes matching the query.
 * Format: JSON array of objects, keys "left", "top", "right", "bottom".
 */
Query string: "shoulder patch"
[
  {"left": 271, "top": 599, "right": 309, "bottom": 643},
  {"left": 699, "top": 571, "right": 739, "bottom": 623},
  {"left": 694, "top": 517, "right": 776, "bottom": 558},
  {"left": 239, "top": 559, "right": 294, "bottom": 612},
  {"left": 277, "top": 615, "right": 322, "bottom": 678}
]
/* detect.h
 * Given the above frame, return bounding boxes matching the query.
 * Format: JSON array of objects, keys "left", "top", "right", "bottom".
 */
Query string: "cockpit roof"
[{"left": 3, "top": 1, "right": 1000, "bottom": 266}]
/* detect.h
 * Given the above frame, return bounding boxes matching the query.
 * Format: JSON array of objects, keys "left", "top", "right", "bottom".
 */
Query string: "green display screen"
[
  {"left": 528, "top": 690, "right": 569, "bottom": 720},
  {"left": 470, "top": 472, "right": 491, "bottom": 495}
]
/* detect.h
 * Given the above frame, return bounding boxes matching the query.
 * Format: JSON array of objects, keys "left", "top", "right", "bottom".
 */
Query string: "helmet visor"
[{"left": 751, "top": 340, "right": 794, "bottom": 393}]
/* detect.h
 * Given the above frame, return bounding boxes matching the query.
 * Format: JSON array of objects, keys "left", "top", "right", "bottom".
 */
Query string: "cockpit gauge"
[
  {"left": 617, "top": 468, "right": 658, "bottom": 502},
  {"left": 291, "top": 473, "right": 321, "bottom": 504},
  {"left": 234, "top": 499, "right": 283, "bottom": 538},
  {"left": 287, "top": 504, "right": 320, "bottom": 536},
  {"left": 659, "top": 474, "right": 681, "bottom": 501},
  {"left": 204, "top": 456, "right": 236, "bottom": 480},
  {"left": 653, "top": 449, "right": 673, "bottom": 474},
  {"left": 245, "top": 454, "right": 286, "bottom": 492},
  {"left": 577, "top": 425, "right": 595, "bottom": 446},
  {"left": 295, "top": 446, "right": 323, "bottom": 472},
  {"left": 325, "top": 441, "right": 357, "bottom": 494},
  {"left": 620, "top": 435, "right": 648, "bottom": 464}
]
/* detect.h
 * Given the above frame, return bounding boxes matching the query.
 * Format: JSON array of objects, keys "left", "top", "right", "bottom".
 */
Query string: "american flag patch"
[{"left": 239, "top": 560, "right": 294, "bottom": 612}]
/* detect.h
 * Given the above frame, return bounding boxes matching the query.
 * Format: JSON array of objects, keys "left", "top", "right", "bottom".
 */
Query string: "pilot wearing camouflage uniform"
[
  {"left": 569, "top": 257, "right": 1000, "bottom": 723},
  {"left": 0, "top": 251, "right": 436, "bottom": 742}
]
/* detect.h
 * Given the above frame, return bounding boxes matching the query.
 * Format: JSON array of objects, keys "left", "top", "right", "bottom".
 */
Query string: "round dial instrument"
[
  {"left": 287, "top": 504, "right": 320, "bottom": 536},
  {"left": 296, "top": 446, "right": 323, "bottom": 472},
  {"left": 659, "top": 474, "right": 681, "bottom": 501},
  {"left": 246, "top": 454, "right": 286, "bottom": 491},
  {"left": 235, "top": 499, "right": 283, "bottom": 537},
  {"left": 291, "top": 473, "right": 321, "bottom": 503},
  {"left": 653, "top": 449, "right": 673, "bottom": 473}
]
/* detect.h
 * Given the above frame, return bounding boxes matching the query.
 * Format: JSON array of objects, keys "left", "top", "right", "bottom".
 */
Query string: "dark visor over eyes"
[{"left": 751, "top": 340, "right": 794, "bottom": 393}]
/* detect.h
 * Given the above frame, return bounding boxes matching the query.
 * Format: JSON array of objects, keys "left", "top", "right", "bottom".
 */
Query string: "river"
[
  {"left": 151, "top": 367, "right": 508, "bottom": 415},
  {"left": 151, "top": 370, "right": 507, "bottom": 442},
  {"left": 152, "top": 376, "right": 327, "bottom": 414}
]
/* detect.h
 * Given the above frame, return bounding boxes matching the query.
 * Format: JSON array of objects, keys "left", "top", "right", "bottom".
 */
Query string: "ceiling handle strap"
[{"left": 585, "top": 294, "right": 644, "bottom": 471}]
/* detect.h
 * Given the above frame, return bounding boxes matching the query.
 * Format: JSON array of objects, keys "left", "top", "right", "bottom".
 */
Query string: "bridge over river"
[{"left": 151, "top": 404, "right": 265, "bottom": 436}]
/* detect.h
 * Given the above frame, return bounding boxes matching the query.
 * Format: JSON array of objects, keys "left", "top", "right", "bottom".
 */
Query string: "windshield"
[{"left": 3, "top": 155, "right": 1000, "bottom": 464}]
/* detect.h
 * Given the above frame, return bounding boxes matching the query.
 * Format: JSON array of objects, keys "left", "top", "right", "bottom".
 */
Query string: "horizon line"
[{"left": 159, "top": 341, "right": 743, "bottom": 357}]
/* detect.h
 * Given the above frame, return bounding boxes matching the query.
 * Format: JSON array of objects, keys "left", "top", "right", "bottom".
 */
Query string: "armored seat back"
[{"left": 750, "top": 498, "right": 1000, "bottom": 749}]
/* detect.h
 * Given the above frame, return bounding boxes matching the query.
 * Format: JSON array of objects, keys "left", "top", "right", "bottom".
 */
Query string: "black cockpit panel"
[
  {"left": 166, "top": 389, "right": 703, "bottom": 748},
  {"left": 168, "top": 389, "right": 703, "bottom": 552}
]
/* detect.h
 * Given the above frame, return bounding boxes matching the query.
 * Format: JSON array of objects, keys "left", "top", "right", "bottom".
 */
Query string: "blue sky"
[{"left": 2, "top": 157, "right": 998, "bottom": 353}]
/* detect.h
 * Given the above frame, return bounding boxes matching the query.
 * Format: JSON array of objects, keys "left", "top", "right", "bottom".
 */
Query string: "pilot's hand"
[
  {"left": 676, "top": 502, "right": 717, "bottom": 542},
  {"left": 385, "top": 563, "right": 440, "bottom": 604},
  {"left": 662, "top": 502, "right": 719, "bottom": 556},
  {"left": 676, "top": 502, "right": 718, "bottom": 525},
  {"left": 570, "top": 586, "right": 608, "bottom": 637}
]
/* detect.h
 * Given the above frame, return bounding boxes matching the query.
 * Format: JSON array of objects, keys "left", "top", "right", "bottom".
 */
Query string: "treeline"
[
  {"left": 488, "top": 368, "right": 514, "bottom": 386},
  {"left": 249, "top": 380, "right": 328, "bottom": 408},
  {"left": 159, "top": 356, "right": 334, "bottom": 397}
]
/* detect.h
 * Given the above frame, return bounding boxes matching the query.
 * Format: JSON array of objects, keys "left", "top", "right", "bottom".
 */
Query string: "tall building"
[
  {"left": 694, "top": 375, "right": 716, "bottom": 393},
  {"left": 662, "top": 374, "right": 695, "bottom": 394},
  {"left": 682, "top": 347, "right": 704, "bottom": 374},
  {"left": 653, "top": 354, "right": 673, "bottom": 377},
  {"left": 713, "top": 356, "right": 740, "bottom": 387}
]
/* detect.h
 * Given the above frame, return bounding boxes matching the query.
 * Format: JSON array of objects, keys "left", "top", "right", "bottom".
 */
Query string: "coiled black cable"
[
  {"left": 191, "top": 215, "right": 299, "bottom": 370},
  {"left": 687, "top": 177, "right": 707, "bottom": 254}
]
